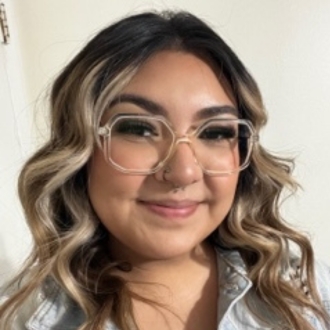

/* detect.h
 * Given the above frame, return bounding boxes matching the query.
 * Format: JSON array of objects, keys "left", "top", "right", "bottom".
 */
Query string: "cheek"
[
  {"left": 208, "top": 173, "right": 239, "bottom": 212},
  {"left": 87, "top": 149, "right": 143, "bottom": 221}
]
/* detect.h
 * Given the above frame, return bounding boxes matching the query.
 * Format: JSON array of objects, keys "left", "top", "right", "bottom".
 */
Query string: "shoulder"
[
  {"left": 25, "top": 280, "right": 85, "bottom": 330},
  {"left": 314, "top": 259, "right": 330, "bottom": 306},
  {"left": 314, "top": 259, "right": 330, "bottom": 281},
  {"left": 215, "top": 247, "right": 330, "bottom": 328},
  {"left": 1, "top": 279, "right": 84, "bottom": 330},
  {"left": 0, "top": 289, "right": 42, "bottom": 330}
]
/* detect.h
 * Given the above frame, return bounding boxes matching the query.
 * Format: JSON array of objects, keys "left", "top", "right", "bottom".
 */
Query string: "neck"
[
  {"left": 114, "top": 242, "right": 219, "bottom": 330},
  {"left": 111, "top": 242, "right": 217, "bottom": 301}
]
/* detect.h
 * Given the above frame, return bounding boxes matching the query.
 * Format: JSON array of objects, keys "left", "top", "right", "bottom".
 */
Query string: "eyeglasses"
[{"left": 97, "top": 114, "right": 258, "bottom": 175}]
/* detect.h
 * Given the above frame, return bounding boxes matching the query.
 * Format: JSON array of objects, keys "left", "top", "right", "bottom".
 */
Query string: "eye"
[
  {"left": 113, "top": 119, "right": 159, "bottom": 138},
  {"left": 199, "top": 125, "right": 237, "bottom": 141}
]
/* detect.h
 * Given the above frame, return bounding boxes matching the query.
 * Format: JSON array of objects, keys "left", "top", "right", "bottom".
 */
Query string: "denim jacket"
[{"left": 10, "top": 248, "right": 330, "bottom": 330}]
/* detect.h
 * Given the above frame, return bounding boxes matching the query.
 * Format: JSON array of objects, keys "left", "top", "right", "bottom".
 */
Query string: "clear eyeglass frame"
[{"left": 97, "top": 113, "right": 259, "bottom": 176}]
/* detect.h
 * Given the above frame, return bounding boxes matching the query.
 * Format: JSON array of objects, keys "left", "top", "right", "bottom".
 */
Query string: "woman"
[{"left": 1, "top": 11, "right": 329, "bottom": 330}]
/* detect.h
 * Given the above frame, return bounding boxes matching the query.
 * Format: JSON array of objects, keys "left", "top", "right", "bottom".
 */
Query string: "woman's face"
[{"left": 88, "top": 51, "right": 239, "bottom": 263}]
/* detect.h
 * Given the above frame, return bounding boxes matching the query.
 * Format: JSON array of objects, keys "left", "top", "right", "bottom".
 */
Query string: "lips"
[{"left": 138, "top": 199, "right": 201, "bottom": 218}]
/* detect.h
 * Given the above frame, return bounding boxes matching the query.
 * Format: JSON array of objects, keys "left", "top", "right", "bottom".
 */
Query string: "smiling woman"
[
  {"left": 1, "top": 10, "right": 330, "bottom": 330},
  {"left": 89, "top": 51, "right": 241, "bottom": 263}
]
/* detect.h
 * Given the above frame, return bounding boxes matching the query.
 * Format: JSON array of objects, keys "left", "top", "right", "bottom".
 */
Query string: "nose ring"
[{"left": 162, "top": 166, "right": 171, "bottom": 182}]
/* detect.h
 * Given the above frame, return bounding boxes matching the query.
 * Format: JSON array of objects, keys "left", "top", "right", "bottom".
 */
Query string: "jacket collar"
[{"left": 215, "top": 247, "right": 252, "bottom": 326}]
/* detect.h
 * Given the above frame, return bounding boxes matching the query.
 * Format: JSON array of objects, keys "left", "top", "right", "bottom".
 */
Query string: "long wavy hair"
[{"left": 0, "top": 11, "right": 328, "bottom": 330}]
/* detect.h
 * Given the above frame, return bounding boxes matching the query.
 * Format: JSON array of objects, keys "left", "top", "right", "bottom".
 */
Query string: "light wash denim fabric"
[{"left": 9, "top": 248, "right": 330, "bottom": 330}]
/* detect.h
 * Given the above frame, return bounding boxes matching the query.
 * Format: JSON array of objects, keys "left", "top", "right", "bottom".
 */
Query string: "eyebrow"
[{"left": 109, "top": 93, "right": 238, "bottom": 119}]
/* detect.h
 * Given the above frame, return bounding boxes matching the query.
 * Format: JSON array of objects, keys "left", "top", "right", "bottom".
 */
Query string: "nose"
[{"left": 155, "top": 140, "right": 203, "bottom": 187}]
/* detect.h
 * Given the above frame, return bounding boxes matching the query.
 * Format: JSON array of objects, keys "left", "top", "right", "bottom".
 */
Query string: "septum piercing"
[{"left": 162, "top": 166, "right": 184, "bottom": 192}]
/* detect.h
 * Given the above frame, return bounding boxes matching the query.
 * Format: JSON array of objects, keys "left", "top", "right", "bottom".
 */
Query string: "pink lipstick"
[{"left": 139, "top": 200, "right": 200, "bottom": 218}]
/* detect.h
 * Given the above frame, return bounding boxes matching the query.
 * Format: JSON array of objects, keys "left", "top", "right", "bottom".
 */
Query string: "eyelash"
[
  {"left": 114, "top": 120, "right": 159, "bottom": 137},
  {"left": 199, "top": 126, "right": 236, "bottom": 140}
]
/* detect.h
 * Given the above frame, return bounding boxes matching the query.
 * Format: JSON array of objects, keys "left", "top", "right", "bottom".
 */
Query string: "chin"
[{"left": 135, "top": 239, "right": 205, "bottom": 262}]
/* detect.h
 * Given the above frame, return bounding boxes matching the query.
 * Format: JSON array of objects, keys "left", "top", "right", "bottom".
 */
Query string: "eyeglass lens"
[{"left": 106, "top": 116, "right": 251, "bottom": 174}]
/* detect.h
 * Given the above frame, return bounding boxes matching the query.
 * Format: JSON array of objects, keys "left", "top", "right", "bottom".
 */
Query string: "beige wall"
[
  {"left": 1, "top": 0, "right": 330, "bottom": 282},
  {"left": 0, "top": 0, "right": 32, "bottom": 283}
]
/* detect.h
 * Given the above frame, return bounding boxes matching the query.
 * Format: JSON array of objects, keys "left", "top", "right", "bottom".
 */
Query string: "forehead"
[
  {"left": 124, "top": 51, "right": 232, "bottom": 101},
  {"left": 115, "top": 51, "right": 236, "bottom": 124}
]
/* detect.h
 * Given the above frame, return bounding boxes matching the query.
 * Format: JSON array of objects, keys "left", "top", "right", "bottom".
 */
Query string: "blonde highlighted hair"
[{"left": 0, "top": 11, "right": 328, "bottom": 330}]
